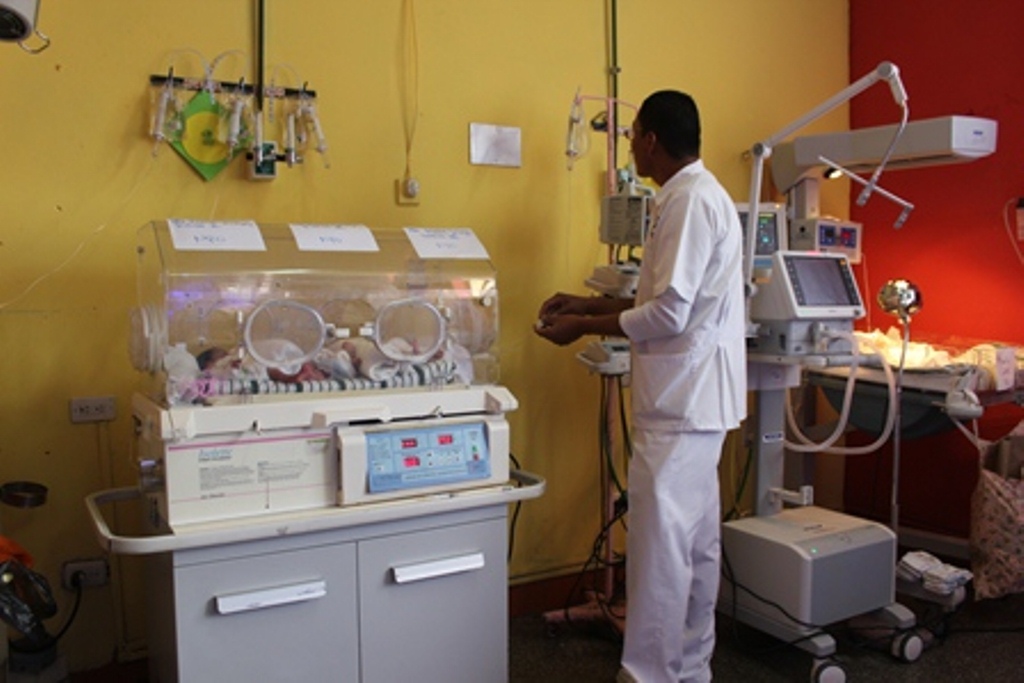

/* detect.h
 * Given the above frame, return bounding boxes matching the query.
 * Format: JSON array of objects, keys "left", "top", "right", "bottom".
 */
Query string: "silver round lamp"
[{"left": 877, "top": 279, "right": 922, "bottom": 322}]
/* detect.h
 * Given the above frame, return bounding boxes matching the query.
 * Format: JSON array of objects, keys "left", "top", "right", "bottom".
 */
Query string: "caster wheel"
[
  {"left": 810, "top": 658, "right": 846, "bottom": 683},
  {"left": 891, "top": 630, "right": 924, "bottom": 662}
]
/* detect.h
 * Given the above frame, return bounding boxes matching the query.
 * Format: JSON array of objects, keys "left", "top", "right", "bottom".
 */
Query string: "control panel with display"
[
  {"left": 365, "top": 422, "right": 491, "bottom": 493},
  {"left": 336, "top": 415, "right": 510, "bottom": 505}
]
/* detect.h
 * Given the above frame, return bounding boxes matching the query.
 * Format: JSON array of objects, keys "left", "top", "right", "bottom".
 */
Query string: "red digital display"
[
  {"left": 401, "top": 438, "right": 418, "bottom": 449},
  {"left": 403, "top": 456, "right": 420, "bottom": 468},
  {"left": 438, "top": 434, "right": 454, "bottom": 445}
]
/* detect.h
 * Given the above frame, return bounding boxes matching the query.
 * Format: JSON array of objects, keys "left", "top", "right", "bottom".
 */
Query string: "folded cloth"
[
  {"left": 897, "top": 550, "right": 973, "bottom": 595},
  {"left": 922, "top": 564, "right": 973, "bottom": 596},
  {"left": 897, "top": 550, "right": 944, "bottom": 581}
]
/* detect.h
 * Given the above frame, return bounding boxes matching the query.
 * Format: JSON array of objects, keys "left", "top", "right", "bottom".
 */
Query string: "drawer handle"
[
  {"left": 215, "top": 579, "right": 327, "bottom": 615},
  {"left": 392, "top": 552, "right": 485, "bottom": 585}
]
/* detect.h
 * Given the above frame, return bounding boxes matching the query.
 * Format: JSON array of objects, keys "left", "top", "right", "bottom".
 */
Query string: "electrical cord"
[
  {"left": 558, "top": 503, "right": 628, "bottom": 637},
  {"left": 1001, "top": 197, "right": 1024, "bottom": 267},
  {"left": 507, "top": 452, "right": 523, "bottom": 564},
  {"left": 722, "top": 434, "right": 755, "bottom": 522},
  {"left": 599, "top": 378, "right": 627, "bottom": 496},
  {"left": 616, "top": 374, "right": 633, "bottom": 462}
]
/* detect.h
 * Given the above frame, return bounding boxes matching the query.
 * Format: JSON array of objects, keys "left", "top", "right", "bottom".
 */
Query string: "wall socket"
[
  {"left": 62, "top": 558, "right": 109, "bottom": 589},
  {"left": 69, "top": 396, "right": 116, "bottom": 423}
]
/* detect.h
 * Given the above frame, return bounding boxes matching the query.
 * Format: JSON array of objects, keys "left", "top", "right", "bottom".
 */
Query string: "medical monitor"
[
  {"left": 751, "top": 250, "right": 865, "bottom": 321},
  {"left": 789, "top": 216, "right": 862, "bottom": 264},
  {"left": 736, "top": 202, "right": 787, "bottom": 276}
]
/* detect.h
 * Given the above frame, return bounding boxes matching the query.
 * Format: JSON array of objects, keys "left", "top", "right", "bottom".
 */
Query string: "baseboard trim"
[{"left": 509, "top": 567, "right": 623, "bottom": 617}]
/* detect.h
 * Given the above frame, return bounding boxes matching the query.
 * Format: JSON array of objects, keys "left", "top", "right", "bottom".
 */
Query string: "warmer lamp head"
[{"left": 878, "top": 279, "right": 922, "bottom": 322}]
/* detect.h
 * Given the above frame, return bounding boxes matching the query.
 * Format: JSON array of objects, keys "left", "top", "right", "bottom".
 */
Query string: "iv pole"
[{"left": 544, "top": 0, "right": 630, "bottom": 634}]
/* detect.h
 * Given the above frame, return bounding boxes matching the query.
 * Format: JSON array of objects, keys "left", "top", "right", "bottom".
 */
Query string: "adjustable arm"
[{"left": 743, "top": 61, "right": 909, "bottom": 334}]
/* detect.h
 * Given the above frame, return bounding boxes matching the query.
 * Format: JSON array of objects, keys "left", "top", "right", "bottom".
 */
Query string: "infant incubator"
[{"left": 126, "top": 220, "right": 519, "bottom": 529}]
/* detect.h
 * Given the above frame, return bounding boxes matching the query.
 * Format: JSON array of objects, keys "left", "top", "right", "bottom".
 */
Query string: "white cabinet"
[{"left": 146, "top": 505, "right": 508, "bottom": 683}]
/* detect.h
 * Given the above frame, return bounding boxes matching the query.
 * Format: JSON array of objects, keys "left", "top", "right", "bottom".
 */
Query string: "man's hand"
[
  {"left": 534, "top": 313, "right": 585, "bottom": 346},
  {"left": 538, "top": 292, "right": 589, "bottom": 318}
]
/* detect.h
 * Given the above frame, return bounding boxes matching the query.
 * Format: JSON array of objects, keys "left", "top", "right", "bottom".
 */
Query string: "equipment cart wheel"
[
  {"left": 891, "top": 630, "right": 924, "bottom": 662},
  {"left": 810, "top": 658, "right": 846, "bottom": 683}
]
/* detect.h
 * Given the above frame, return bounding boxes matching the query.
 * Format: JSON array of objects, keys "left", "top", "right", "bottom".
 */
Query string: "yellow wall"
[{"left": 0, "top": 0, "right": 849, "bottom": 671}]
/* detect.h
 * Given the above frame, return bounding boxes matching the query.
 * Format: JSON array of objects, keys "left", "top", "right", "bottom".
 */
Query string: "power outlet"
[
  {"left": 62, "top": 558, "right": 109, "bottom": 589},
  {"left": 69, "top": 396, "right": 116, "bottom": 423}
]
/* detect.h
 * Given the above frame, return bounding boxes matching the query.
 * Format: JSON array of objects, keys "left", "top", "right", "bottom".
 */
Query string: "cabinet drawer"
[
  {"left": 358, "top": 517, "right": 507, "bottom": 683},
  {"left": 166, "top": 542, "right": 359, "bottom": 682}
]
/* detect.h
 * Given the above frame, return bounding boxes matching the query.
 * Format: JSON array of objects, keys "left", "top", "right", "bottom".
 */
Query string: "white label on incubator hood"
[
  {"left": 404, "top": 227, "right": 490, "bottom": 260},
  {"left": 168, "top": 219, "right": 267, "bottom": 251},
  {"left": 289, "top": 224, "right": 380, "bottom": 252}
]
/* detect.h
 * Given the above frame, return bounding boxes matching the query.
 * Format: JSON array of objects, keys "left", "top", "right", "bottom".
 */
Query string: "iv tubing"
[{"left": 401, "top": 0, "right": 420, "bottom": 183}]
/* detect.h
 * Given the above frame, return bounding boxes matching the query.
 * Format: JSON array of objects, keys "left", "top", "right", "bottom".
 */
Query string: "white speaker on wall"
[{"left": 0, "top": 0, "right": 48, "bottom": 53}]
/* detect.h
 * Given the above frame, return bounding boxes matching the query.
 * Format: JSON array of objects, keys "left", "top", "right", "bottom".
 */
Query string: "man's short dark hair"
[{"left": 637, "top": 90, "right": 701, "bottom": 160}]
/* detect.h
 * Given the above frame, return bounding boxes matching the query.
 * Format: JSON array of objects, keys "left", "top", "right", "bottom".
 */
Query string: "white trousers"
[{"left": 619, "top": 429, "right": 725, "bottom": 683}]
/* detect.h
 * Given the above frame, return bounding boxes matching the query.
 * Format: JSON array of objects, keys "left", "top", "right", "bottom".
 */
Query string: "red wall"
[
  {"left": 849, "top": 0, "right": 1024, "bottom": 345},
  {"left": 844, "top": 1, "right": 1024, "bottom": 540}
]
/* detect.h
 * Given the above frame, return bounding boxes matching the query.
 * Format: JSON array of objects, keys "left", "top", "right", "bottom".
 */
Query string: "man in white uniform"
[{"left": 534, "top": 90, "right": 747, "bottom": 682}]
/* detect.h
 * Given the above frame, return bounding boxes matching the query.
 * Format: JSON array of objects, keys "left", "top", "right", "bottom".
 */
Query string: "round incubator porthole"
[
  {"left": 243, "top": 299, "right": 326, "bottom": 374},
  {"left": 373, "top": 298, "right": 447, "bottom": 363},
  {"left": 128, "top": 305, "right": 166, "bottom": 373}
]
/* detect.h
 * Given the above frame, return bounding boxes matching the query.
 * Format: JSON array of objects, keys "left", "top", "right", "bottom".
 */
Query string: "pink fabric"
[{"left": 970, "top": 468, "right": 1024, "bottom": 599}]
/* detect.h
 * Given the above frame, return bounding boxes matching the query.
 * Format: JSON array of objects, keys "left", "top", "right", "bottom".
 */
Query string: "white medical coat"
[{"left": 620, "top": 160, "right": 747, "bottom": 432}]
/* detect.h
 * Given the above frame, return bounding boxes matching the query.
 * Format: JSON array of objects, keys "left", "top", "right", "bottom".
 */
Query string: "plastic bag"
[{"left": 0, "top": 558, "right": 58, "bottom": 646}]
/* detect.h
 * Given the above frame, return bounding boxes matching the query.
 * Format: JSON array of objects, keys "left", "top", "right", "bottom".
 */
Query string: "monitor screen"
[
  {"left": 750, "top": 250, "right": 865, "bottom": 321},
  {"left": 785, "top": 255, "right": 861, "bottom": 307},
  {"left": 736, "top": 202, "right": 787, "bottom": 257}
]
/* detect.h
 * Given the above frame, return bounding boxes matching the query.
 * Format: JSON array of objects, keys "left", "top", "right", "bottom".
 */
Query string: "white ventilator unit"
[{"left": 748, "top": 250, "right": 865, "bottom": 357}]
